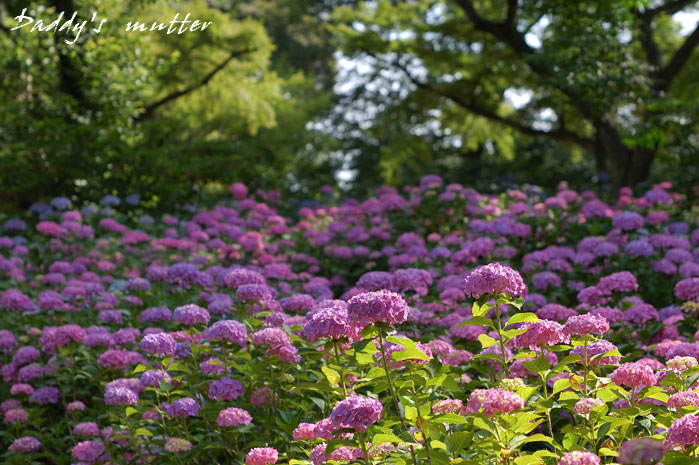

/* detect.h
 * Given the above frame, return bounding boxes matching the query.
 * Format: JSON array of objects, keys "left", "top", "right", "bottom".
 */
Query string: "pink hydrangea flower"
[
  {"left": 610, "top": 362, "right": 657, "bottom": 387},
  {"left": 558, "top": 451, "right": 601, "bottom": 465},
  {"left": 246, "top": 447, "right": 279, "bottom": 465},
  {"left": 463, "top": 263, "right": 526, "bottom": 298},
  {"left": 512, "top": 320, "right": 569, "bottom": 349},
  {"left": 665, "top": 415, "right": 699, "bottom": 447},
  {"left": 217, "top": 407, "right": 252, "bottom": 427},
  {"left": 667, "top": 391, "right": 699, "bottom": 411},
  {"left": 667, "top": 356, "right": 698, "bottom": 373},
  {"left": 464, "top": 389, "right": 524, "bottom": 417},
  {"left": 347, "top": 290, "right": 410, "bottom": 326},
  {"left": 573, "top": 398, "right": 605, "bottom": 415},
  {"left": 564, "top": 314, "right": 609, "bottom": 337},
  {"left": 432, "top": 399, "right": 464, "bottom": 415}
]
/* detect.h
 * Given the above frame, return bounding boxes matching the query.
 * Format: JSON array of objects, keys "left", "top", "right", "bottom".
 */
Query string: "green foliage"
[
  {"left": 330, "top": 0, "right": 699, "bottom": 192},
  {"left": 0, "top": 0, "right": 336, "bottom": 211}
]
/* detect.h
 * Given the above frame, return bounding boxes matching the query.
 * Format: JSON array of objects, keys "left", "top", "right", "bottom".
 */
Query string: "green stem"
[
  {"left": 377, "top": 329, "right": 418, "bottom": 465},
  {"left": 357, "top": 431, "right": 372, "bottom": 465},
  {"left": 583, "top": 340, "right": 589, "bottom": 397},
  {"left": 377, "top": 330, "right": 405, "bottom": 429},
  {"left": 409, "top": 365, "right": 432, "bottom": 465},
  {"left": 494, "top": 297, "right": 509, "bottom": 377},
  {"left": 333, "top": 341, "right": 348, "bottom": 397},
  {"left": 540, "top": 347, "right": 554, "bottom": 440}
]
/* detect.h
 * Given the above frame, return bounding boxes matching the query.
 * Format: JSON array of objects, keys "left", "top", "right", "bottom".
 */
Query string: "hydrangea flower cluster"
[{"left": 0, "top": 179, "right": 697, "bottom": 464}]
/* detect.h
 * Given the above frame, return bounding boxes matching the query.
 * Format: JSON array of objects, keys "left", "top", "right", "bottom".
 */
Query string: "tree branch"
[
  {"left": 634, "top": 9, "right": 664, "bottom": 70},
  {"left": 453, "top": 0, "right": 503, "bottom": 33},
  {"left": 372, "top": 53, "right": 595, "bottom": 150},
  {"left": 135, "top": 48, "right": 253, "bottom": 122},
  {"left": 454, "top": 0, "right": 537, "bottom": 65},
  {"left": 505, "top": 0, "right": 518, "bottom": 28},
  {"left": 656, "top": 23, "right": 699, "bottom": 90},
  {"left": 640, "top": 0, "right": 694, "bottom": 18}
]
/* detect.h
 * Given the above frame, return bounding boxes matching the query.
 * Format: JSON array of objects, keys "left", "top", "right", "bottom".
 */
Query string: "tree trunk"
[{"left": 592, "top": 119, "right": 656, "bottom": 187}]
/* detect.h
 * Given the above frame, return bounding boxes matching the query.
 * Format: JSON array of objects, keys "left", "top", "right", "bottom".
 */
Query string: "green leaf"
[
  {"left": 477, "top": 333, "right": 498, "bottom": 349},
  {"left": 552, "top": 378, "right": 571, "bottom": 395},
  {"left": 456, "top": 316, "right": 494, "bottom": 329},
  {"left": 599, "top": 447, "right": 618, "bottom": 457},
  {"left": 371, "top": 433, "right": 404, "bottom": 444},
  {"left": 472, "top": 296, "right": 493, "bottom": 317},
  {"left": 133, "top": 364, "right": 148, "bottom": 374},
  {"left": 522, "top": 356, "right": 551, "bottom": 375},
  {"left": 435, "top": 413, "right": 467, "bottom": 424},
  {"left": 404, "top": 405, "right": 418, "bottom": 421},
  {"left": 167, "top": 362, "right": 190, "bottom": 373},
  {"left": 385, "top": 336, "right": 430, "bottom": 362},
  {"left": 514, "top": 456, "right": 543, "bottom": 465},
  {"left": 591, "top": 349, "right": 622, "bottom": 361},
  {"left": 449, "top": 431, "right": 471, "bottom": 453},
  {"left": 426, "top": 374, "right": 459, "bottom": 391},
  {"left": 125, "top": 407, "right": 138, "bottom": 417},
  {"left": 134, "top": 428, "right": 153, "bottom": 437},
  {"left": 321, "top": 366, "right": 340, "bottom": 386},
  {"left": 505, "top": 313, "right": 539, "bottom": 327},
  {"left": 511, "top": 434, "right": 552, "bottom": 448}
]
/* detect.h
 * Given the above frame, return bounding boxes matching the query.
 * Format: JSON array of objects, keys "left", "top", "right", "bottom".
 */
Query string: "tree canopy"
[
  {"left": 0, "top": 0, "right": 697, "bottom": 210},
  {"left": 331, "top": 0, "right": 698, "bottom": 189}
]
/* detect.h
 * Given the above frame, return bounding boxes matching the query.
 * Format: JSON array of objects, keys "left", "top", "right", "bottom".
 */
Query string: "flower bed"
[{"left": 0, "top": 178, "right": 698, "bottom": 465}]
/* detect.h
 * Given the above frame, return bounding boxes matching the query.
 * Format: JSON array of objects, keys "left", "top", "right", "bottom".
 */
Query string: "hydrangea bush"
[{"left": 0, "top": 178, "right": 698, "bottom": 465}]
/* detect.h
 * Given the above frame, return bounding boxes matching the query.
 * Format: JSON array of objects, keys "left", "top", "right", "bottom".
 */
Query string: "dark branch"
[
  {"left": 453, "top": 0, "right": 503, "bottom": 33},
  {"left": 656, "top": 23, "right": 699, "bottom": 91},
  {"left": 373, "top": 53, "right": 594, "bottom": 150},
  {"left": 454, "top": 0, "right": 537, "bottom": 66},
  {"left": 640, "top": 0, "right": 694, "bottom": 18},
  {"left": 505, "top": 0, "right": 518, "bottom": 27},
  {"left": 136, "top": 48, "right": 253, "bottom": 122},
  {"left": 635, "top": 10, "right": 664, "bottom": 70}
]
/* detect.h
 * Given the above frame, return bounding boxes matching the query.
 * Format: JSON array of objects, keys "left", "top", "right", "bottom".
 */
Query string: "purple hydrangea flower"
[
  {"left": 217, "top": 407, "right": 252, "bottom": 427},
  {"left": 203, "top": 320, "right": 247, "bottom": 347},
  {"left": 139, "top": 333, "right": 177, "bottom": 357},
  {"left": 464, "top": 263, "right": 525, "bottom": 298},
  {"left": 208, "top": 377, "right": 244, "bottom": 401},
  {"left": 172, "top": 304, "right": 210, "bottom": 326},
  {"left": 165, "top": 397, "right": 198, "bottom": 418},
  {"left": 330, "top": 395, "right": 383, "bottom": 432},
  {"left": 347, "top": 290, "right": 410, "bottom": 326}
]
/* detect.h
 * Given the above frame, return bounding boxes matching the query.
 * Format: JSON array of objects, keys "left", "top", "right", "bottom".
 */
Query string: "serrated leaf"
[
  {"left": 599, "top": 447, "right": 618, "bottom": 457},
  {"left": 472, "top": 296, "right": 493, "bottom": 317},
  {"left": 435, "top": 413, "right": 467, "bottom": 424},
  {"left": 456, "top": 316, "right": 494, "bottom": 329},
  {"left": 477, "top": 333, "right": 498, "bottom": 349},
  {"left": 514, "top": 456, "right": 543, "bottom": 465},
  {"left": 505, "top": 313, "right": 539, "bottom": 327},
  {"left": 372, "top": 433, "right": 404, "bottom": 444},
  {"left": 321, "top": 366, "right": 340, "bottom": 386},
  {"left": 522, "top": 356, "right": 551, "bottom": 375}
]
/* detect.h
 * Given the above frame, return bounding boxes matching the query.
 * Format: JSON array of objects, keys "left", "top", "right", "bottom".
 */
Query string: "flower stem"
[
  {"left": 494, "top": 297, "right": 509, "bottom": 377},
  {"left": 357, "top": 431, "right": 372, "bottom": 465},
  {"left": 377, "top": 328, "right": 418, "bottom": 465},
  {"left": 540, "top": 347, "right": 554, "bottom": 440},
  {"left": 333, "top": 341, "right": 348, "bottom": 397},
  {"left": 583, "top": 340, "right": 589, "bottom": 397}
]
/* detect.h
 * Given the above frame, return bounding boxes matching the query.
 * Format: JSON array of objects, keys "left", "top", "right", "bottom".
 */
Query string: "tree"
[
  {"left": 0, "top": 0, "right": 337, "bottom": 209},
  {"left": 331, "top": 0, "right": 699, "bottom": 186}
]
